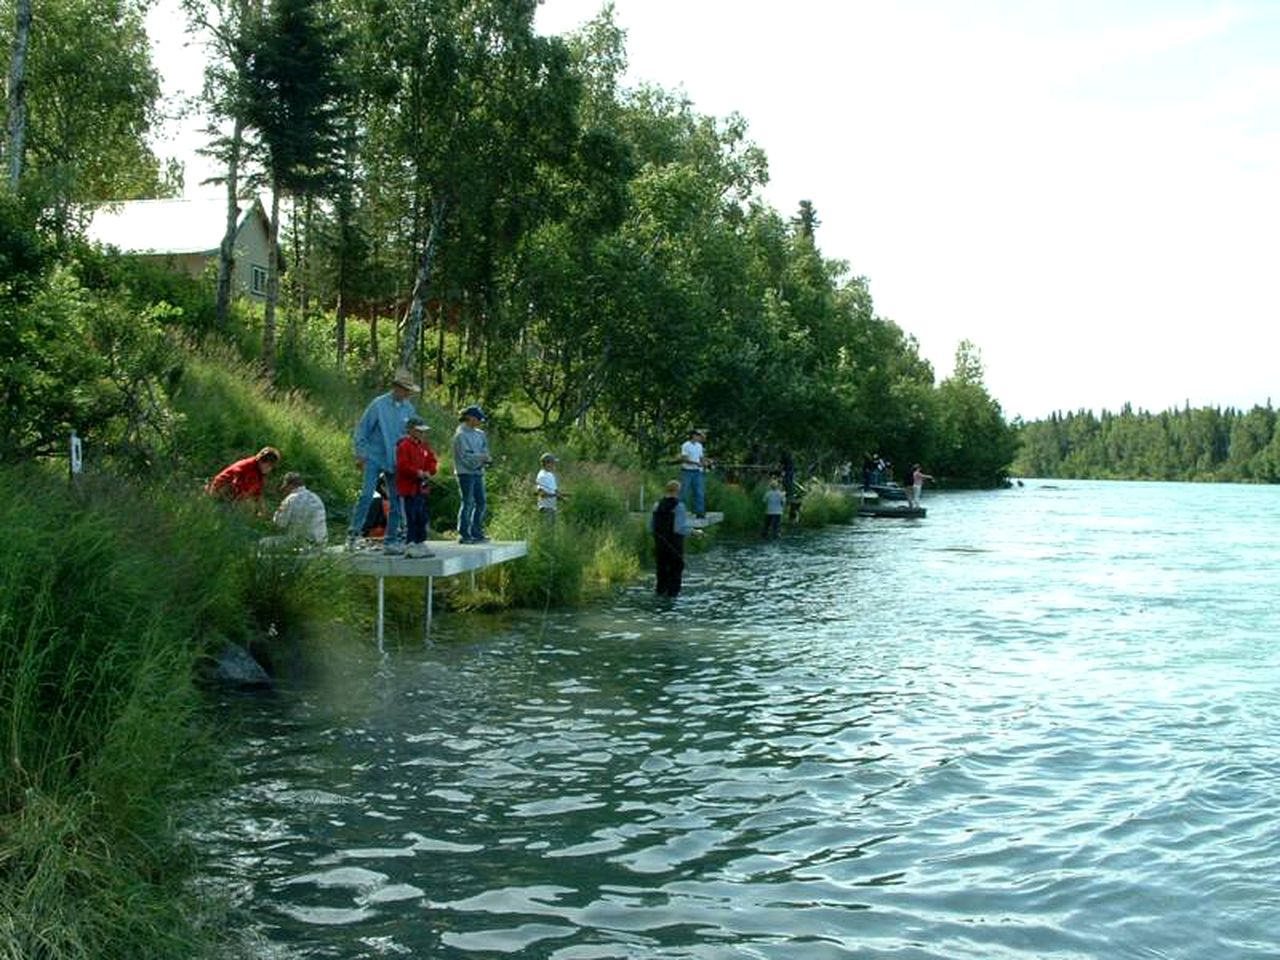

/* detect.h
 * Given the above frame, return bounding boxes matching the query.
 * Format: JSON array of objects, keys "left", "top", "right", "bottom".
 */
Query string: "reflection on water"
[{"left": 196, "top": 481, "right": 1280, "bottom": 959}]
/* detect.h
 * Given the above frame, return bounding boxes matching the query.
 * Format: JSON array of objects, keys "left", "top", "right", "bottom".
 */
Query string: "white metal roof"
[{"left": 85, "top": 196, "right": 261, "bottom": 256}]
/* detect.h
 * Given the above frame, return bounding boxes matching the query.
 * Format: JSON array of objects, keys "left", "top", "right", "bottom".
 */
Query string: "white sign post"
[{"left": 69, "top": 430, "right": 82, "bottom": 482}]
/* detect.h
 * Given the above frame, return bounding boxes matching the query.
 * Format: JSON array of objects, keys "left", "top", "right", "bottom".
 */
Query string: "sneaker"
[
  {"left": 382, "top": 543, "right": 406, "bottom": 555},
  {"left": 473, "top": 535, "right": 491, "bottom": 543},
  {"left": 406, "top": 544, "right": 435, "bottom": 558}
]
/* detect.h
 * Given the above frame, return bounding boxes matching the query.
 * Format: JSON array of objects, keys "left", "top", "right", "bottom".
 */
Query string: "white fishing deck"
[
  {"left": 336, "top": 540, "right": 528, "bottom": 647},
  {"left": 629, "top": 511, "right": 724, "bottom": 528}
]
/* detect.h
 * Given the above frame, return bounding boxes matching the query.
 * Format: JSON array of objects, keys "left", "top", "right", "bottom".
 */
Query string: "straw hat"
[{"left": 392, "top": 367, "right": 421, "bottom": 392}]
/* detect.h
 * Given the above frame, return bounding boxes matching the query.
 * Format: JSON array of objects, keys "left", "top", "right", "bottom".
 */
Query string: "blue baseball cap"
[{"left": 459, "top": 405, "right": 487, "bottom": 422}]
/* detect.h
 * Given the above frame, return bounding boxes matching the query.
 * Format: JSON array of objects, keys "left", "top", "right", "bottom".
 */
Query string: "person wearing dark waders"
[{"left": 649, "top": 479, "right": 694, "bottom": 597}]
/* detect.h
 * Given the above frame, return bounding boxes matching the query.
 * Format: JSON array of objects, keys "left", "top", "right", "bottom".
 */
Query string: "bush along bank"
[{"left": 0, "top": 465, "right": 359, "bottom": 960}]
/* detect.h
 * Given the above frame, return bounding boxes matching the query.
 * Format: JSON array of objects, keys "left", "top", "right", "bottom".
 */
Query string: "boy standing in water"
[
  {"left": 762, "top": 479, "right": 786, "bottom": 538},
  {"left": 649, "top": 479, "right": 693, "bottom": 597}
]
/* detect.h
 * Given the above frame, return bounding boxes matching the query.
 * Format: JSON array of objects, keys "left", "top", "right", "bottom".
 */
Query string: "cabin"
[{"left": 84, "top": 196, "right": 282, "bottom": 301}]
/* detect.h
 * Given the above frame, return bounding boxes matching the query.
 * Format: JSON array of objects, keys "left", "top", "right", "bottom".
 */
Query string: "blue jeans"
[
  {"left": 456, "top": 472, "right": 486, "bottom": 541},
  {"left": 350, "top": 459, "right": 403, "bottom": 543},
  {"left": 680, "top": 469, "right": 705, "bottom": 515},
  {"left": 403, "top": 493, "right": 428, "bottom": 544}
]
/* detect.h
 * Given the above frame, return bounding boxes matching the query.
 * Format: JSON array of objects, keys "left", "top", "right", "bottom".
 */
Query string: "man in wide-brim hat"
[{"left": 347, "top": 366, "right": 421, "bottom": 553}]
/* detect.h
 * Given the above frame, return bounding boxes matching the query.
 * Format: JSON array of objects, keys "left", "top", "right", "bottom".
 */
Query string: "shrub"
[
  {"left": 711, "top": 478, "right": 760, "bottom": 533},
  {"left": 561, "top": 463, "right": 630, "bottom": 529},
  {"left": 586, "top": 528, "right": 641, "bottom": 587},
  {"left": 798, "top": 481, "right": 856, "bottom": 527},
  {"left": 501, "top": 522, "right": 585, "bottom": 608}
]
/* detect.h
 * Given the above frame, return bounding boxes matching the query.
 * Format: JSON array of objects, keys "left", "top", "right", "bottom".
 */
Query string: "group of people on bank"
[
  {"left": 207, "top": 383, "right": 933, "bottom": 599},
  {"left": 205, "top": 367, "right": 573, "bottom": 555}
]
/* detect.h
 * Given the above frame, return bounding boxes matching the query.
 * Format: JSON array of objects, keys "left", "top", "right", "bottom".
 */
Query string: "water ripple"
[{"left": 194, "top": 481, "right": 1280, "bottom": 958}]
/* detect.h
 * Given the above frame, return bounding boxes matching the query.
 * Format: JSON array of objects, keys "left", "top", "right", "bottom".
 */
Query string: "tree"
[
  {"left": 791, "top": 199, "right": 819, "bottom": 239},
  {"left": 933, "top": 340, "right": 1018, "bottom": 483},
  {"left": 3, "top": 0, "right": 31, "bottom": 187},
  {"left": 2, "top": 0, "right": 167, "bottom": 227},
  {"left": 237, "top": 0, "right": 351, "bottom": 374},
  {"left": 184, "top": 0, "right": 261, "bottom": 332}
]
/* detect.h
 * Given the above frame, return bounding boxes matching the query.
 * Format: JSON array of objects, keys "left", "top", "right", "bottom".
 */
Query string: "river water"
[{"left": 196, "top": 480, "right": 1280, "bottom": 959}]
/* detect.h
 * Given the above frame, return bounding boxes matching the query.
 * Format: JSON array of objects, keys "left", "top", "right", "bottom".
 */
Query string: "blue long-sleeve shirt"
[
  {"left": 452, "top": 424, "right": 491, "bottom": 475},
  {"left": 353, "top": 392, "right": 417, "bottom": 469}
]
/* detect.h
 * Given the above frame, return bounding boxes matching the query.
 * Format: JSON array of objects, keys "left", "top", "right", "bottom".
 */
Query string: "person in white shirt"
[
  {"left": 261, "top": 472, "right": 327, "bottom": 549},
  {"left": 535, "top": 452, "right": 569, "bottom": 521},
  {"left": 678, "top": 428, "right": 709, "bottom": 517}
]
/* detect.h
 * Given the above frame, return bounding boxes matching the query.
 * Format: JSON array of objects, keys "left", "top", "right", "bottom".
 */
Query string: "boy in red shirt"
[
  {"left": 206, "top": 446, "right": 281, "bottom": 515},
  {"left": 395, "top": 418, "right": 438, "bottom": 557}
]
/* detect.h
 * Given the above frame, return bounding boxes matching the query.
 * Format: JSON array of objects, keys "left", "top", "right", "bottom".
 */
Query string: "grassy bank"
[
  {"left": 0, "top": 466, "right": 357, "bottom": 959},
  {"left": 0, "top": 328, "right": 868, "bottom": 957}
]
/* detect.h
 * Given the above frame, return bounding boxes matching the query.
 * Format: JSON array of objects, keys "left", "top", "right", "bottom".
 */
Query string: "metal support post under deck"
[
  {"left": 377, "top": 577, "right": 385, "bottom": 652},
  {"left": 422, "top": 576, "right": 434, "bottom": 640},
  {"left": 339, "top": 541, "right": 528, "bottom": 648}
]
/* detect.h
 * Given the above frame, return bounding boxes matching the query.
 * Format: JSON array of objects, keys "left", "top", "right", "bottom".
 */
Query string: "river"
[{"left": 195, "top": 479, "right": 1280, "bottom": 959}]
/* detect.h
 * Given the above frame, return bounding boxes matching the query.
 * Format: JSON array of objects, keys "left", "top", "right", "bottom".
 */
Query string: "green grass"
[
  {"left": 0, "top": 465, "right": 362, "bottom": 959},
  {"left": 797, "top": 481, "right": 858, "bottom": 527},
  {"left": 0, "top": 469, "right": 221, "bottom": 958}
]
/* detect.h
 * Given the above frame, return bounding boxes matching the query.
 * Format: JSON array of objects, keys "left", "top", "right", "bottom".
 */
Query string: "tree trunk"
[
  {"left": 214, "top": 118, "right": 244, "bottom": 331},
  {"left": 262, "top": 182, "right": 281, "bottom": 376},
  {"left": 5, "top": 0, "right": 32, "bottom": 188},
  {"left": 435, "top": 300, "right": 445, "bottom": 387},
  {"left": 299, "top": 194, "right": 312, "bottom": 318},
  {"left": 286, "top": 194, "right": 303, "bottom": 350},
  {"left": 335, "top": 291, "right": 347, "bottom": 372},
  {"left": 398, "top": 195, "right": 446, "bottom": 371}
]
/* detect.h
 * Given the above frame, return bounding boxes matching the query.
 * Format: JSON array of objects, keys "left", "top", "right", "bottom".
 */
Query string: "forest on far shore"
[{"left": 1013, "top": 403, "right": 1280, "bottom": 482}]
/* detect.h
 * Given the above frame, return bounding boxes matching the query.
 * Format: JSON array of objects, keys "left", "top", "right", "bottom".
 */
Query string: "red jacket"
[
  {"left": 207, "top": 456, "right": 266, "bottom": 501},
  {"left": 395, "top": 435, "right": 438, "bottom": 496}
]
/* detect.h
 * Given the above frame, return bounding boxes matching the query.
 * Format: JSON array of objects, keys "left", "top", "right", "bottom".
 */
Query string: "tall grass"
[
  {"left": 0, "top": 469, "right": 224, "bottom": 958},
  {"left": 0, "top": 465, "right": 354, "bottom": 959},
  {"left": 711, "top": 478, "right": 762, "bottom": 533},
  {"left": 797, "top": 481, "right": 858, "bottom": 527}
]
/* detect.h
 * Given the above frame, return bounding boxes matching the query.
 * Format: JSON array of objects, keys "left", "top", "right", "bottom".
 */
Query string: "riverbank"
[
  {"left": 0, "top": 373, "right": 860, "bottom": 957},
  {"left": 0, "top": 447, "right": 377, "bottom": 958}
]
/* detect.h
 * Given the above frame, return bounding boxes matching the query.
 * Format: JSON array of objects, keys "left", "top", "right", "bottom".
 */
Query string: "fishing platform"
[
  {"left": 337, "top": 540, "right": 528, "bottom": 648},
  {"left": 629, "top": 510, "right": 724, "bottom": 528},
  {"left": 827, "top": 483, "right": 927, "bottom": 518}
]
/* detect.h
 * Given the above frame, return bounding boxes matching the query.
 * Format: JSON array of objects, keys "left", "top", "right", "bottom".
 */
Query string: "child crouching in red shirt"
[{"left": 395, "top": 418, "right": 438, "bottom": 557}]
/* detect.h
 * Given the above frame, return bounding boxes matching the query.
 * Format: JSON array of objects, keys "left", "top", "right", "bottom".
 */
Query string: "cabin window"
[{"left": 251, "top": 265, "right": 268, "bottom": 295}]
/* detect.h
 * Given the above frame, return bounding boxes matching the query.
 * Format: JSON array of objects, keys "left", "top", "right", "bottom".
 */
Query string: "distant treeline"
[{"left": 1012, "top": 404, "right": 1280, "bottom": 482}]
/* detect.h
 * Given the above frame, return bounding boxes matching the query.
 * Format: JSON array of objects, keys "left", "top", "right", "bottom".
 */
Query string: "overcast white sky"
[{"left": 149, "top": 0, "right": 1280, "bottom": 420}]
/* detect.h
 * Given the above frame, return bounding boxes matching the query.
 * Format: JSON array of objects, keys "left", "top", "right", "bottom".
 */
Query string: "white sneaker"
[
  {"left": 382, "top": 543, "right": 406, "bottom": 556},
  {"left": 406, "top": 543, "right": 435, "bottom": 558}
]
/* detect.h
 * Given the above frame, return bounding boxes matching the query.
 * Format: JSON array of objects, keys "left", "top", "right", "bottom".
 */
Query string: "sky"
[{"left": 147, "top": 0, "right": 1280, "bottom": 421}]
